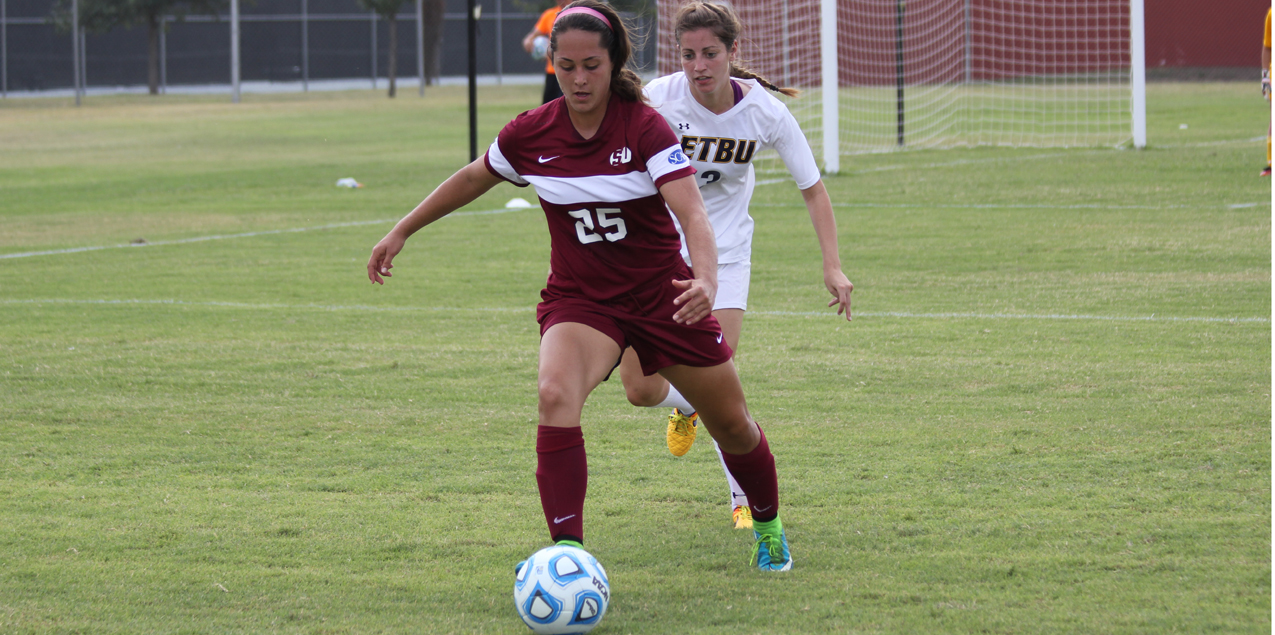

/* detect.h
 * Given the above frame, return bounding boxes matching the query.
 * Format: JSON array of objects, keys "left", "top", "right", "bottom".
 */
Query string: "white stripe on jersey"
[
  {"left": 528, "top": 172, "right": 658, "bottom": 206},
  {"left": 486, "top": 140, "right": 529, "bottom": 186},
  {"left": 493, "top": 142, "right": 689, "bottom": 206}
]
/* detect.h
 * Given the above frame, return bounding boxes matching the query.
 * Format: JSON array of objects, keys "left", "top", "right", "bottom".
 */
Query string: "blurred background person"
[{"left": 523, "top": 0, "right": 571, "bottom": 104}]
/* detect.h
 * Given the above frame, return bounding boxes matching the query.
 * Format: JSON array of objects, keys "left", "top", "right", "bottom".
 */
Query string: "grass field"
[{"left": 0, "top": 82, "right": 1270, "bottom": 634}]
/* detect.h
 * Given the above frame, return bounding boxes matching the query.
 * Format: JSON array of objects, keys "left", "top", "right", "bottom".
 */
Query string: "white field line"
[
  {"left": 0, "top": 207, "right": 526, "bottom": 261},
  {"left": 757, "top": 309, "right": 1268, "bottom": 324},
  {"left": 755, "top": 138, "right": 1263, "bottom": 186},
  {"left": 754, "top": 151, "right": 1080, "bottom": 187},
  {"left": 0, "top": 298, "right": 535, "bottom": 313},
  {"left": 754, "top": 201, "right": 1267, "bottom": 211},
  {"left": 2, "top": 298, "right": 1266, "bottom": 324}
]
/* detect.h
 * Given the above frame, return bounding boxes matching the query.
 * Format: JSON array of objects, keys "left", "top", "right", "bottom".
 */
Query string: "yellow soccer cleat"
[
  {"left": 666, "top": 409, "right": 698, "bottom": 457},
  {"left": 732, "top": 505, "right": 753, "bottom": 530}
]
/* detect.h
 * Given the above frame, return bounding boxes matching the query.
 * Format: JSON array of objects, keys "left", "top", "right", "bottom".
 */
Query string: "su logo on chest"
[
  {"left": 609, "top": 147, "right": 632, "bottom": 166},
  {"left": 679, "top": 136, "right": 758, "bottom": 165}
]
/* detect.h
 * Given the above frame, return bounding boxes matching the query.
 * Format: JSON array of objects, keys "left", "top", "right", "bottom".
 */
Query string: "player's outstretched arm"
[
  {"left": 659, "top": 175, "right": 718, "bottom": 325},
  {"left": 800, "top": 180, "right": 854, "bottom": 320},
  {"left": 368, "top": 158, "right": 503, "bottom": 284}
]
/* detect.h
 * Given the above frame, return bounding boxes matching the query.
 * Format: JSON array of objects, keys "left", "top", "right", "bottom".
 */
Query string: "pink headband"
[{"left": 555, "top": 6, "right": 613, "bottom": 30}]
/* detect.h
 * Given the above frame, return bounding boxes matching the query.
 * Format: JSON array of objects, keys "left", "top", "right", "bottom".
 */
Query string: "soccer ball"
[
  {"left": 513, "top": 545, "right": 609, "bottom": 634},
  {"left": 531, "top": 35, "right": 551, "bottom": 61}
]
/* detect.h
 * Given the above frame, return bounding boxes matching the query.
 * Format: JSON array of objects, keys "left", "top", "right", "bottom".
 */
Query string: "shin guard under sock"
[
  {"left": 535, "top": 425, "right": 587, "bottom": 544},
  {"left": 718, "top": 423, "right": 779, "bottom": 523}
]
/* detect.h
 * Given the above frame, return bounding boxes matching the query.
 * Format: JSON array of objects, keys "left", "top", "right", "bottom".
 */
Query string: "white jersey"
[{"left": 643, "top": 72, "right": 822, "bottom": 265}]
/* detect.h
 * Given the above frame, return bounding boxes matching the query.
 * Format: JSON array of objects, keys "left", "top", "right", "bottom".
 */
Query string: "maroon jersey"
[{"left": 484, "top": 95, "right": 696, "bottom": 302}]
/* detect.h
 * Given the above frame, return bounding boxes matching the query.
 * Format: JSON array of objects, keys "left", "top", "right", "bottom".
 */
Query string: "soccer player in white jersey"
[{"left": 621, "top": 1, "right": 854, "bottom": 530}]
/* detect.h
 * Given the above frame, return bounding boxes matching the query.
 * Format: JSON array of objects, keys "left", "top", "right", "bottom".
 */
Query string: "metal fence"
[{"left": 0, "top": 0, "right": 656, "bottom": 95}]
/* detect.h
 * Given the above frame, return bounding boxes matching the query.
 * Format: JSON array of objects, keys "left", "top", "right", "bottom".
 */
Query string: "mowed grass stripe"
[
  {"left": 0, "top": 207, "right": 534, "bottom": 260},
  {"left": 1, "top": 298, "right": 1268, "bottom": 324}
]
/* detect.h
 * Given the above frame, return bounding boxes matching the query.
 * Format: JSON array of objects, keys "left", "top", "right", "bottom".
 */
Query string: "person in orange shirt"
[
  {"left": 1261, "top": 8, "right": 1271, "bottom": 176},
  {"left": 523, "top": 0, "right": 571, "bottom": 104}
]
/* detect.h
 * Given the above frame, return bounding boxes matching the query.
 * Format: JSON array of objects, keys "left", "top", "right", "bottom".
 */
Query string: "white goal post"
[{"left": 657, "top": 0, "right": 1148, "bottom": 174}]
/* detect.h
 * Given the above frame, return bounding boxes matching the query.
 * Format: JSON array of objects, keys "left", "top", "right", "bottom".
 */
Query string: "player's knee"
[
  {"left": 536, "top": 377, "right": 577, "bottom": 416},
  {"left": 704, "top": 414, "right": 756, "bottom": 454},
  {"left": 623, "top": 382, "right": 664, "bottom": 408}
]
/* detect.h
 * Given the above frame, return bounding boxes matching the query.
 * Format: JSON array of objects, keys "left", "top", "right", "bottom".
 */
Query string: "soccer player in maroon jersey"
[{"left": 366, "top": 0, "right": 791, "bottom": 571}]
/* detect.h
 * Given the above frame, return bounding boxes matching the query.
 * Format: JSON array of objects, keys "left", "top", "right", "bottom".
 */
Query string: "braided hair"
[{"left": 673, "top": 1, "right": 799, "bottom": 97}]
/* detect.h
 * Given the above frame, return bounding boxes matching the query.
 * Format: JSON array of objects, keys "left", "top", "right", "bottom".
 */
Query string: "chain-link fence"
[{"left": 0, "top": 0, "right": 656, "bottom": 95}]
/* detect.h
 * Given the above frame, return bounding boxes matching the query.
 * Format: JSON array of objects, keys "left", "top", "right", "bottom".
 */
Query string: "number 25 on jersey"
[{"left": 568, "top": 208, "right": 628, "bottom": 244}]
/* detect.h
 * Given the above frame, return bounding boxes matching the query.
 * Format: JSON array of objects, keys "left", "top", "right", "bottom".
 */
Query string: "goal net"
[{"left": 656, "top": 0, "right": 1140, "bottom": 172}]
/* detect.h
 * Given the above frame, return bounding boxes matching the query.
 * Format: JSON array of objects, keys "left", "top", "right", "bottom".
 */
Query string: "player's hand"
[
  {"left": 367, "top": 232, "right": 406, "bottom": 284},
  {"left": 824, "top": 268, "right": 854, "bottom": 320},
  {"left": 671, "top": 277, "right": 715, "bottom": 325},
  {"left": 1263, "top": 70, "right": 1271, "bottom": 100}
]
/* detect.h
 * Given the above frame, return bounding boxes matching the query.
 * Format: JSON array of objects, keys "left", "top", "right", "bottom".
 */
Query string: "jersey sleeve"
[
  {"left": 1265, "top": 9, "right": 1271, "bottom": 48},
  {"left": 641, "top": 75, "right": 671, "bottom": 109},
  {"left": 771, "top": 107, "right": 822, "bottom": 190},
  {"left": 536, "top": 8, "right": 556, "bottom": 36},
  {"left": 483, "top": 121, "right": 530, "bottom": 187},
  {"left": 636, "top": 106, "right": 696, "bottom": 188}
]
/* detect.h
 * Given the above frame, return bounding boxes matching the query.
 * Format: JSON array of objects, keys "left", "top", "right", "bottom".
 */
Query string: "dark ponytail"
[
  {"left": 673, "top": 1, "right": 799, "bottom": 97},
  {"left": 550, "top": 0, "right": 646, "bottom": 102}
]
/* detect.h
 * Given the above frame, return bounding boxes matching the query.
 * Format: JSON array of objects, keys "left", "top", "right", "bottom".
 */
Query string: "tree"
[
  {"left": 358, "top": 0, "right": 413, "bottom": 97},
  {"left": 51, "top": 0, "right": 226, "bottom": 95},
  {"left": 420, "top": 0, "right": 444, "bottom": 86}
]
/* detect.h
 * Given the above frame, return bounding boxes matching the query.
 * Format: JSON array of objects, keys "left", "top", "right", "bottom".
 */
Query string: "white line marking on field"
[
  {"left": 755, "top": 138, "right": 1262, "bottom": 186},
  {"left": 755, "top": 201, "right": 1264, "bottom": 211},
  {"left": 0, "top": 207, "right": 528, "bottom": 260},
  {"left": 1155, "top": 136, "right": 1267, "bottom": 148},
  {"left": 0, "top": 298, "right": 536, "bottom": 313},
  {"left": 3, "top": 298, "right": 1265, "bottom": 323},
  {"left": 755, "top": 310, "right": 1269, "bottom": 323},
  {"left": 754, "top": 152, "right": 1085, "bottom": 186}
]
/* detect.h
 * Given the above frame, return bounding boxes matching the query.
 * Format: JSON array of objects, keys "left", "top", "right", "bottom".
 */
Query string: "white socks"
[{"left": 654, "top": 384, "right": 695, "bottom": 414}]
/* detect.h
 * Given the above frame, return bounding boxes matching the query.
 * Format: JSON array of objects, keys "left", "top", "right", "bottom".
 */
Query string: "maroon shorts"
[{"left": 536, "top": 280, "right": 734, "bottom": 377}]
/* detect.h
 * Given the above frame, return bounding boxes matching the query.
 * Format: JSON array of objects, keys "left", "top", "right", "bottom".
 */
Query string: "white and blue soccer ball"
[
  {"left": 513, "top": 545, "right": 609, "bottom": 634},
  {"left": 531, "top": 35, "right": 551, "bottom": 61}
]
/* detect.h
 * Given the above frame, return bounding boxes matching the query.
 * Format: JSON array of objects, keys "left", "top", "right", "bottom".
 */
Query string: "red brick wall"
[
  {"left": 1146, "top": 0, "right": 1269, "bottom": 68},
  {"left": 657, "top": 0, "right": 1268, "bottom": 82}
]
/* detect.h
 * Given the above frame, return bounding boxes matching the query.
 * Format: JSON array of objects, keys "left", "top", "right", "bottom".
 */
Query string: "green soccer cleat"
[{"left": 749, "top": 518, "right": 792, "bottom": 572}]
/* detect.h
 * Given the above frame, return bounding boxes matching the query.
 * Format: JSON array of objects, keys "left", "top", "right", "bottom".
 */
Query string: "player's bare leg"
[
  {"left": 658, "top": 360, "right": 756, "bottom": 453},
  {"left": 533, "top": 322, "right": 622, "bottom": 547},
  {"left": 617, "top": 348, "right": 668, "bottom": 407},
  {"left": 538, "top": 322, "right": 620, "bottom": 428},
  {"left": 686, "top": 309, "right": 753, "bottom": 526}
]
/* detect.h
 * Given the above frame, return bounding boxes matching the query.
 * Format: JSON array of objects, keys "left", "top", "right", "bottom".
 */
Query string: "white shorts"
[{"left": 712, "top": 261, "right": 751, "bottom": 312}]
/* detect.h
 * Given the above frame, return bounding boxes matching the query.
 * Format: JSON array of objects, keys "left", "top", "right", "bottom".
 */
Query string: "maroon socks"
[
  {"left": 535, "top": 422, "right": 778, "bottom": 541},
  {"left": 718, "top": 423, "right": 780, "bottom": 523},
  {"left": 535, "top": 425, "right": 587, "bottom": 544}
]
